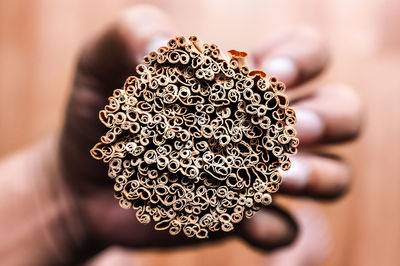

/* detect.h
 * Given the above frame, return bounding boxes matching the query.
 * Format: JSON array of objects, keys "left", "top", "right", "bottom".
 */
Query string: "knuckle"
[
  {"left": 321, "top": 83, "right": 363, "bottom": 142},
  {"left": 317, "top": 156, "right": 352, "bottom": 200},
  {"left": 294, "top": 25, "right": 323, "bottom": 43},
  {"left": 332, "top": 160, "right": 352, "bottom": 197},
  {"left": 337, "top": 84, "right": 363, "bottom": 140}
]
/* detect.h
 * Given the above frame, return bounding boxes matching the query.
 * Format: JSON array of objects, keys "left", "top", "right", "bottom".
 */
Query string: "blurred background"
[{"left": 1, "top": 0, "right": 399, "bottom": 265}]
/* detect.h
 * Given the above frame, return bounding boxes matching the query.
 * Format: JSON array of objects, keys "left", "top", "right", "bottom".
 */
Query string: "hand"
[{"left": 59, "top": 5, "right": 362, "bottom": 257}]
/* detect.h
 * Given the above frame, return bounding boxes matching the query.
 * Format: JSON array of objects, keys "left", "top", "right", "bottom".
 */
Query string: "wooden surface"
[{"left": 1, "top": 0, "right": 399, "bottom": 265}]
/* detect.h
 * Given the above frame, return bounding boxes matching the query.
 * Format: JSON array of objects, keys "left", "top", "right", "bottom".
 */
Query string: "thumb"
[
  {"left": 75, "top": 5, "right": 177, "bottom": 91},
  {"left": 61, "top": 5, "right": 176, "bottom": 185}
]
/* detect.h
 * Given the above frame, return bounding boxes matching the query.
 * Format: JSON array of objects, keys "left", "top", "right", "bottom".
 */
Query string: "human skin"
[{"left": 0, "top": 5, "right": 362, "bottom": 266}]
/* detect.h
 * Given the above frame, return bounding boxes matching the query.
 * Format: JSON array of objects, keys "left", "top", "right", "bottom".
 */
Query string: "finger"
[
  {"left": 251, "top": 26, "right": 329, "bottom": 88},
  {"left": 75, "top": 5, "right": 176, "bottom": 91},
  {"left": 143, "top": 205, "right": 297, "bottom": 251},
  {"left": 237, "top": 205, "right": 297, "bottom": 251},
  {"left": 86, "top": 191, "right": 297, "bottom": 251},
  {"left": 135, "top": 206, "right": 296, "bottom": 251},
  {"left": 268, "top": 203, "right": 332, "bottom": 266},
  {"left": 280, "top": 154, "right": 351, "bottom": 199},
  {"left": 294, "top": 83, "right": 363, "bottom": 145}
]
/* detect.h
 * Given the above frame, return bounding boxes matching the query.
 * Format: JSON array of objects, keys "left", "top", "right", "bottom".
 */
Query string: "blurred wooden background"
[{"left": 1, "top": 0, "right": 399, "bottom": 265}]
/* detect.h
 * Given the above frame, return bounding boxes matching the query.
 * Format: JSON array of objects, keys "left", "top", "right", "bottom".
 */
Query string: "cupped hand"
[{"left": 59, "top": 5, "right": 362, "bottom": 254}]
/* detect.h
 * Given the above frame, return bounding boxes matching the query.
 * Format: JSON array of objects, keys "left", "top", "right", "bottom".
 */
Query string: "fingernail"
[
  {"left": 295, "top": 109, "right": 324, "bottom": 144},
  {"left": 262, "top": 57, "right": 298, "bottom": 86},
  {"left": 280, "top": 157, "right": 310, "bottom": 190},
  {"left": 144, "top": 34, "right": 171, "bottom": 55}
]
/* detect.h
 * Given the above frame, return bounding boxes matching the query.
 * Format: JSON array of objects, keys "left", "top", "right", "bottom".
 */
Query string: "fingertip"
[
  {"left": 308, "top": 155, "right": 352, "bottom": 199},
  {"left": 238, "top": 206, "right": 297, "bottom": 251},
  {"left": 116, "top": 5, "right": 177, "bottom": 61},
  {"left": 262, "top": 57, "right": 299, "bottom": 87},
  {"left": 255, "top": 25, "right": 329, "bottom": 87},
  {"left": 280, "top": 156, "right": 310, "bottom": 191},
  {"left": 293, "top": 83, "right": 363, "bottom": 145},
  {"left": 295, "top": 109, "right": 325, "bottom": 145}
]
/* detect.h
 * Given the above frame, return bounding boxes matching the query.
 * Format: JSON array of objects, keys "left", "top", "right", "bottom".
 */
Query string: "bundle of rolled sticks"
[{"left": 90, "top": 36, "right": 298, "bottom": 239}]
